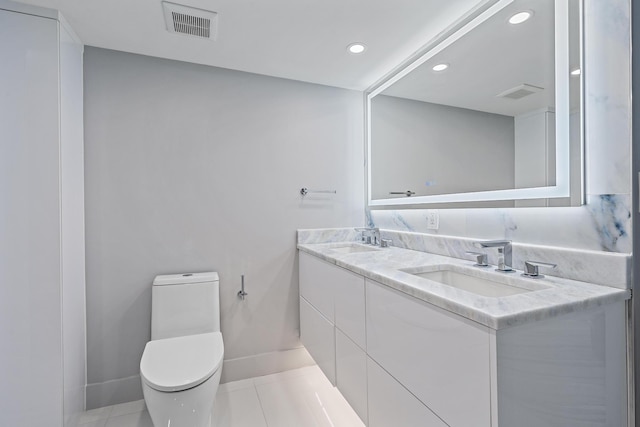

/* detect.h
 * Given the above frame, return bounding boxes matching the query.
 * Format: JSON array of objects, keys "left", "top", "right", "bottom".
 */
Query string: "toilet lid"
[{"left": 140, "top": 332, "right": 224, "bottom": 392}]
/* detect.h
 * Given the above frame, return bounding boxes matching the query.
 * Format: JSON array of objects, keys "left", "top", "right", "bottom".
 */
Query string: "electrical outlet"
[{"left": 426, "top": 210, "right": 439, "bottom": 230}]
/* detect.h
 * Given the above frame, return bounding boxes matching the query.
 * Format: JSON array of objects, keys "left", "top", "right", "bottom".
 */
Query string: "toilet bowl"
[
  {"left": 140, "top": 272, "right": 224, "bottom": 427},
  {"left": 141, "top": 332, "right": 224, "bottom": 427}
]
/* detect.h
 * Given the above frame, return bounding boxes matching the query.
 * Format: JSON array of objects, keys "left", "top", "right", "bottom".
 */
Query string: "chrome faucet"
[
  {"left": 355, "top": 227, "right": 380, "bottom": 246},
  {"left": 465, "top": 251, "right": 489, "bottom": 267},
  {"left": 476, "top": 240, "right": 513, "bottom": 272}
]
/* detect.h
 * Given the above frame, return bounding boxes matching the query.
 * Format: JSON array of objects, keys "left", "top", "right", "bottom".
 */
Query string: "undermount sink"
[
  {"left": 330, "top": 243, "right": 381, "bottom": 254},
  {"left": 404, "top": 266, "right": 549, "bottom": 298}
]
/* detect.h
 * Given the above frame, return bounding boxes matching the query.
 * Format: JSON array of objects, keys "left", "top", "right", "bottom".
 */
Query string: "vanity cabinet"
[
  {"left": 366, "top": 279, "right": 491, "bottom": 427},
  {"left": 495, "top": 305, "right": 626, "bottom": 427},
  {"left": 299, "top": 251, "right": 336, "bottom": 322},
  {"left": 299, "top": 251, "right": 366, "bottom": 345},
  {"left": 299, "top": 250, "right": 627, "bottom": 427},
  {"left": 334, "top": 268, "right": 366, "bottom": 349},
  {"left": 300, "top": 251, "right": 486, "bottom": 426},
  {"left": 367, "top": 356, "right": 448, "bottom": 427},
  {"left": 336, "top": 329, "right": 368, "bottom": 423},
  {"left": 299, "top": 252, "right": 368, "bottom": 422},
  {"left": 300, "top": 297, "right": 336, "bottom": 384}
]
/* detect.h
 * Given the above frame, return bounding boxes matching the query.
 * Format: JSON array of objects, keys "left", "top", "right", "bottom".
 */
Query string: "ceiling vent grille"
[
  {"left": 497, "top": 84, "right": 544, "bottom": 100},
  {"left": 162, "top": 1, "right": 218, "bottom": 40}
]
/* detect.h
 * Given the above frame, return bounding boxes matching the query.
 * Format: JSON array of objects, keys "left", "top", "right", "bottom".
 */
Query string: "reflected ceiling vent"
[
  {"left": 496, "top": 84, "right": 543, "bottom": 100},
  {"left": 162, "top": 1, "right": 218, "bottom": 40}
]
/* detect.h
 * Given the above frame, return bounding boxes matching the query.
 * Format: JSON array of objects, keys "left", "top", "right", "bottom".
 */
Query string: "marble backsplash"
[
  {"left": 367, "top": 194, "right": 632, "bottom": 254},
  {"left": 297, "top": 228, "right": 362, "bottom": 244},
  {"left": 297, "top": 227, "right": 631, "bottom": 290}
]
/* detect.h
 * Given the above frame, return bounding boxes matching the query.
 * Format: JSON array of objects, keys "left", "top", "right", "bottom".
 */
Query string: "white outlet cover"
[{"left": 426, "top": 210, "right": 439, "bottom": 230}]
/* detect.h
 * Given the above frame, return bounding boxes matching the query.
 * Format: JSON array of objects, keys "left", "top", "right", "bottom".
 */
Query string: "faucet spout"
[{"left": 476, "top": 240, "right": 513, "bottom": 272}]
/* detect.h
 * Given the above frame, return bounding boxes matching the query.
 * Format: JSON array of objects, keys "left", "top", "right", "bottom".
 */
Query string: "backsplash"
[
  {"left": 368, "top": 194, "right": 632, "bottom": 254},
  {"left": 297, "top": 228, "right": 362, "bottom": 244},
  {"left": 297, "top": 228, "right": 631, "bottom": 290}
]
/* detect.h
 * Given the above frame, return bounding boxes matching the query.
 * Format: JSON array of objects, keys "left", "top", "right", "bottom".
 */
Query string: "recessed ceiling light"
[
  {"left": 571, "top": 68, "right": 581, "bottom": 76},
  {"left": 347, "top": 43, "right": 366, "bottom": 54},
  {"left": 432, "top": 63, "right": 449, "bottom": 72},
  {"left": 508, "top": 11, "right": 533, "bottom": 24}
]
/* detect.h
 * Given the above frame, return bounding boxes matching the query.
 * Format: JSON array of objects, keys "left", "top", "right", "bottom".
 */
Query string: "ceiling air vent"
[
  {"left": 496, "top": 84, "right": 543, "bottom": 100},
  {"left": 162, "top": 1, "right": 218, "bottom": 40}
]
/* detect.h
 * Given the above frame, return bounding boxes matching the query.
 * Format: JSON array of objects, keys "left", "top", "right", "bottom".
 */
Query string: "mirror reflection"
[{"left": 369, "top": 0, "right": 582, "bottom": 206}]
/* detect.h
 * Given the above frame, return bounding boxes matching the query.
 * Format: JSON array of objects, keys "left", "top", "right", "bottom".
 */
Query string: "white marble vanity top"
[{"left": 297, "top": 241, "right": 630, "bottom": 330}]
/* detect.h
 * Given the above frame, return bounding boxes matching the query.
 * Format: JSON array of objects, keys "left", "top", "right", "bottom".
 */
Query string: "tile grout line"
[
  {"left": 77, "top": 404, "right": 113, "bottom": 425},
  {"left": 252, "top": 379, "right": 272, "bottom": 427}
]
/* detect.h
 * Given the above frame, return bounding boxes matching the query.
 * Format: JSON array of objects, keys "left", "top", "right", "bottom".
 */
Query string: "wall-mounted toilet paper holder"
[{"left": 237, "top": 274, "right": 248, "bottom": 300}]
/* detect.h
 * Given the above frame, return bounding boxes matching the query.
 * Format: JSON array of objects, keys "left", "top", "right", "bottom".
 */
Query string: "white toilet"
[{"left": 140, "top": 272, "right": 224, "bottom": 427}]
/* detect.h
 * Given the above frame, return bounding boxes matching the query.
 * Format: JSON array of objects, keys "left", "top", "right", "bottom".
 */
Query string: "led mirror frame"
[{"left": 366, "top": 0, "right": 584, "bottom": 208}]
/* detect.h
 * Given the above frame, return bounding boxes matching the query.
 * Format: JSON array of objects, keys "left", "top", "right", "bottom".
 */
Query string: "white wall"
[
  {"left": 370, "top": 0, "right": 632, "bottom": 255},
  {"left": 83, "top": 47, "right": 364, "bottom": 408},
  {"left": 371, "top": 95, "right": 514, "bottom": 199}
]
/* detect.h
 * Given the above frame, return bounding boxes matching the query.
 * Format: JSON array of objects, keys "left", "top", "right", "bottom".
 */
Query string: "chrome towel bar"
[
  {"left": 389, "top": 190, "right": 415, "bottom": 197},
  {"left": 300, "top": 187, "right": 337, "bottom": 196}
]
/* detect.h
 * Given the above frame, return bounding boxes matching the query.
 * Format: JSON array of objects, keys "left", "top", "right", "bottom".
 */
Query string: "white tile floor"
[{"left": 75, "top": 366, "right": 365, "bottom": 427}]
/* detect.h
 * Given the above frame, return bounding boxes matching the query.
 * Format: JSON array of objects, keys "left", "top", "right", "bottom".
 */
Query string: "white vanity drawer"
[
  {"left": 368, "top": 357, "right": 448, "bottom": 427},
  {"left": 336, "top": 329, "right": 367, "bottom": 424},
  {"left": 334, "top": 267, "right": 366, "bottom": 349},
  {"left": 366, "top": 279, "right": 491, "bottom": 427},
  {"left": 300, "top": 296, "right": 335, "bottom": 385},
  {"left": 299, "top": 250, "right": 366, "bottom": 349},
  {"left": 299, "top": 251, "right": 335, "bottom": 322}
]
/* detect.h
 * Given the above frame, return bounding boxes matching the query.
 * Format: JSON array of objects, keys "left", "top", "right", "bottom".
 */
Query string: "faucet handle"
[
  {"left": 522, "top": 260, "right": 557, "bottom": 278},
  {"left": 354, "top": 227, "right": 369, "bottom": 243},
  {"left": 465, "top": 251, "right": 489, "bottom": 267},
  {"left": 372, "top": 229, "right": 381, "bottom": 246}
]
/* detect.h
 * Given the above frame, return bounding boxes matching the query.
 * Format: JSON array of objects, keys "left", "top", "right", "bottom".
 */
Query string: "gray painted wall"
[
  {"left": 84, "top": 47, "right": 364, "bottom": 407},
  {"left": 370, "top": 95, "right": 515, "bottom": 199}
]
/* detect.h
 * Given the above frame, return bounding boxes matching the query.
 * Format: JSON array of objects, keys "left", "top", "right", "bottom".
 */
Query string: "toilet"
[{"left": 140, "top": 272, "right": 224, "bottom": 427}]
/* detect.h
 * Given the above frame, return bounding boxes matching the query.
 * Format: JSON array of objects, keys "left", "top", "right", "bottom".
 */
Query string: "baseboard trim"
[
  {"left": 221, "top": 347, "right": 314, "bottom": 384},
  {"left": 86, "top": 347, "right": 314, "bottom": 409},
  {"left": 86, "top": 375, "right": 143, "bottom": 410},
  {"left": 64, "top": 384, "right": 87, "bottom": 425}
]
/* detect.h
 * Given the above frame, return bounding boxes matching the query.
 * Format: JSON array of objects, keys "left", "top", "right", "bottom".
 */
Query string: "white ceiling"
[{"left": 12, "top": 0, "right": 485, "bottom": 90}]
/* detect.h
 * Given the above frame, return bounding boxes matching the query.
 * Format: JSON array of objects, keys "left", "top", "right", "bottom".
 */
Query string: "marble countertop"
[{"left": 297, "top": 242, "right": 630, "bottom": 330}]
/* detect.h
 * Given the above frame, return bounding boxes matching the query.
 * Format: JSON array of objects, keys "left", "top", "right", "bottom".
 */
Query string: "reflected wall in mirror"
[{"left": 368, "top": 0, "right": 583, "bottom": 208}]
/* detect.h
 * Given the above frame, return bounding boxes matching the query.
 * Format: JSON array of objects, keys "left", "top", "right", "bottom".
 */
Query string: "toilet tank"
[{"left": 151, "top": 272, "right": 220, "bottom": 340}]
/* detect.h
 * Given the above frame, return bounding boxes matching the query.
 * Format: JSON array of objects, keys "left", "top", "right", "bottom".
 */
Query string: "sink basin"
[
  {"left": 405, "top": 266, "right": 549, "bottom": 298},
  {"left": 330, "top": 243, "right": 381, "bottom": 254}
]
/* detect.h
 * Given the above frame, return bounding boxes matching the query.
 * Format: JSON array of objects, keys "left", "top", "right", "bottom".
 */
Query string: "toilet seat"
[{"left": 140, "top": 332, "right": 224, "bottom": 392}]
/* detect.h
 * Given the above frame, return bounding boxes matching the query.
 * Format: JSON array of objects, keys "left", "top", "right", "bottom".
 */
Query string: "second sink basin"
[
  {"left": 404, "top": 265, "right": 549, "bottom": 298},
  {"left": 330, "top": 243, "right": 381, "bottom": 254}
]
